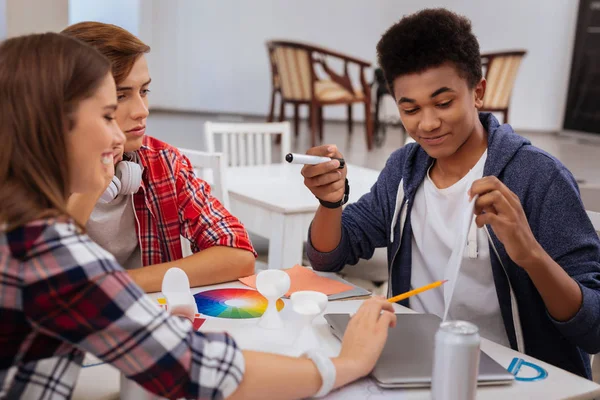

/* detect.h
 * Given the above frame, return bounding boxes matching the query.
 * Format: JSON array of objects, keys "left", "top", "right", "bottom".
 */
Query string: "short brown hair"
[
  {"left": 0, "top": 33, "right": 111, "bottom": 231},
  {"left": 62, "top": 21, "right": 150, "bottom": 85}
]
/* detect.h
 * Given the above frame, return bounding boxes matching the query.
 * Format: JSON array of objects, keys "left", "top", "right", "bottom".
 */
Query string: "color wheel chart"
[{"left": 193, "top": 288, "right": 284, "bottom": 319}]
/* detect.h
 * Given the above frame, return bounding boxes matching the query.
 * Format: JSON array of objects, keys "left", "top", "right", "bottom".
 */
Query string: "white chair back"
[
  {"left": 178, "top": 149, "right": 229, "bottom": 257},
  {"left": 179, "top": 148, "right": 229, "bottom": 208},
  {"left": 204, "top": 121, "right": 291, "bottom": 166},
  {"left": 586, "top": 210, "right": 600, "bottom": 384},
  {"left": 587, "top": 210, "right": 600, "bottom": 234}
]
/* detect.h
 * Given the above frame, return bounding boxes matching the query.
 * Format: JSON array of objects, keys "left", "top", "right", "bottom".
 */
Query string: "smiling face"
[
  {"left": 115, "top": 55, "right": 151, "bottom": 152},
  {"left": 392, "top": 62, "right": 486, "bottom": 162},
  {"left": 66, "top": 72, "right": 125, "bottom": 193}
]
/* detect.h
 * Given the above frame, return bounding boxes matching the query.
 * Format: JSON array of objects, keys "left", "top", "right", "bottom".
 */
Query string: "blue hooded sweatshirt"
[{"left": 307, "top": 113, "right": 600, "bottom": 379}]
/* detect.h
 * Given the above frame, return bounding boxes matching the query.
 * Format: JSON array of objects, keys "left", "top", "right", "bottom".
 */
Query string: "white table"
[
  {"left": 74, "top": 281, "right": 600, "bottom": 400},
  {"left": 226, "top": 163, "right": 380, "bottom": 270}
]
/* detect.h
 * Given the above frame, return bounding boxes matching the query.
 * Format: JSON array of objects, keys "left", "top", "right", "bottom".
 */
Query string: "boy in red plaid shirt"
[{"left": 64, "top": 22, "right": 256, "bottom": 292}]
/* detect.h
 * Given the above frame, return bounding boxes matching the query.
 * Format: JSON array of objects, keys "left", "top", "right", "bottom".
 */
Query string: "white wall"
[
  {"left": 5, "top": 0, "right": 68, "bottom": 37},
  {"left": 0, "top": 0, "right": 6, "bottom": 40},
  {"left": 69, "top": 0, "right": 140, "bottom": 35},
  {"left": 140, "top": 0, "right": 578, "bottom": 132}
]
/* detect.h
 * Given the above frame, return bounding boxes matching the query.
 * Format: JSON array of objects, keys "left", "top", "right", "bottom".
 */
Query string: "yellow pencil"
[{"left": 387, "top": 280, "right": 448, "bottom": 303}]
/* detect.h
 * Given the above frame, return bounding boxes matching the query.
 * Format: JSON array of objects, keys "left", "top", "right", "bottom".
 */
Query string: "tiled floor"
[
  {"left": 147, "top": 109, "right": 600, "bottom": 183},
  {"left": 148, "top": 109, "right": 600, "bottom": 209}
]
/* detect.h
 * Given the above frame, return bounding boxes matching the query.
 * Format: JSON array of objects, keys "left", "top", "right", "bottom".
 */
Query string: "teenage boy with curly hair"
[{"left": 300, "top": 8, "right": 600, "bottom": 379}]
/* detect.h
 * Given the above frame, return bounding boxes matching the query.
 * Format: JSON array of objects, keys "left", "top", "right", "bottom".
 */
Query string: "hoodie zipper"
[{"left": 388, "top": 199, "right": 408, "bottom": 298}]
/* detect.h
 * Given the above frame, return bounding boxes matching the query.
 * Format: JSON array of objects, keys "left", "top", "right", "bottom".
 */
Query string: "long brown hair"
[
  {"left": 0, "top": 33, "right": 111, "bottom": 231},
  {"left": 62, "top": 22, "right": 150, "bottom": 85}
]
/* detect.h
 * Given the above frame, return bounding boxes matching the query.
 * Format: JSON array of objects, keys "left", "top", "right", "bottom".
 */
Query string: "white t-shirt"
[
  {"left": 87, "top": 154, "right": 142, "bottom": 271},
  {"left": 87, "top": 193, "right": 142, "bottom": 270},
  {"left": 410, "top": 151, "right": 510, "bottom": 347}
]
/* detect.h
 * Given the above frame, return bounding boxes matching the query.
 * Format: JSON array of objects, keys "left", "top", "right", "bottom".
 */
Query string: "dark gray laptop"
[{"left": 325, "top": 313, "right": 515, "bottom": 388}]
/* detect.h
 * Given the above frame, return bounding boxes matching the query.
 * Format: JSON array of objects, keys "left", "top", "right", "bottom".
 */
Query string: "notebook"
[{"left": 239, "top": 265, "right": 371, "bottom": 300}]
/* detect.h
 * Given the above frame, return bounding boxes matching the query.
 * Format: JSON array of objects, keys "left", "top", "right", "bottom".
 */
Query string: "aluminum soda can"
[{"left": 431, "top": 320, "right": 481, "bottom": 400}]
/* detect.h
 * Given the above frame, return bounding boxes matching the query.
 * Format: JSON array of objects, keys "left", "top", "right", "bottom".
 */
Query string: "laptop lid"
[{"left": 325, "top": 313, "right": 515, "bottom": 388}]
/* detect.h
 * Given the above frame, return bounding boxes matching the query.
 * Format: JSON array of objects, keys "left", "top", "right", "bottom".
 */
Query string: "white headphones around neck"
[{"left": 99, "top": 161, "right": 142, "bottom": 204}]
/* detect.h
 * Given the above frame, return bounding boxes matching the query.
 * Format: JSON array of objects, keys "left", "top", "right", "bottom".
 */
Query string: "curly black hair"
[{"left": 376, "top": 8, "right": 482, "bottom": 93}]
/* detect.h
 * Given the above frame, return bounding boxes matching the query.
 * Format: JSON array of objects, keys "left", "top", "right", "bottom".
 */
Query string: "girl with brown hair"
[
  {"left": 0, "top": 33, "right": 395, "bottom": 400},
  {"left": 63, "top": 21, "right": 256, "bottom": 293}
]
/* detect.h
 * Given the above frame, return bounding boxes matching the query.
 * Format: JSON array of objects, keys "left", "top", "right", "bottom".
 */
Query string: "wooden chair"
[
  {"left": 204, "top": 121, "right": 291, "bottom": 166},
  {"left": 266, "top": 40, "right": 374, "bottom": 149},
  {"left": 480, "top": 50, "right": 527, "bottom": 123},
  {"left": 178, "top": 149, "right": 229, "bottom": 257}
]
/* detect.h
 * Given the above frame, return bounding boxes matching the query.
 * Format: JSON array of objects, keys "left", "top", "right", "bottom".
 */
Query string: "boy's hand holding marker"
[{"left": 294, "top": 145, "right": 348, "bottom": 205}]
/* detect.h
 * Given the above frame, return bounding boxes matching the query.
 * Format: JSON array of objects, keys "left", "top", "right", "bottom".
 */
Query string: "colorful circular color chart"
[{"left": 194, "top": 288, "right": 284, "bottom": 319}]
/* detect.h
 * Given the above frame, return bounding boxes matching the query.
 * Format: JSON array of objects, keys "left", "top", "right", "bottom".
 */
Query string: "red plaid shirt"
[
  {"left": 1, "top": 218, "right": 244, "bottom": 399},
  {"left": 131, "top": 136, "right": 255, "bottom": 266}
]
